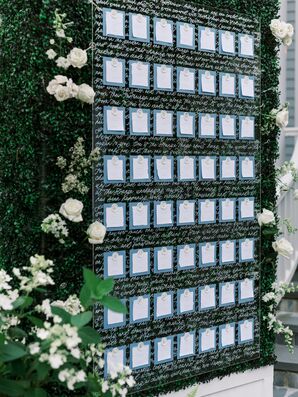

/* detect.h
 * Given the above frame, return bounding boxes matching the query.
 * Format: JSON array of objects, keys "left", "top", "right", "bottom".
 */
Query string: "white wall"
[{"left": 159, "top": 366, "right": 273, "bottom": 397}]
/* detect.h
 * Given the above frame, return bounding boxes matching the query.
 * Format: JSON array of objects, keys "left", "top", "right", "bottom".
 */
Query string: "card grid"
[{"left": 94, "top": 0, "right": 261, "bottom": 394}]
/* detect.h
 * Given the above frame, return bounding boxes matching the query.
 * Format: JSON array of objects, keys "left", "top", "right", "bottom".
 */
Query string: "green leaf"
[
  {"left": 0, "top": 341, "right": 27, "bottom": 362},
  {"left": 96, "top": 278, "right": 114, "bottom": 298},
  {"left": 83, "top": 268, "right": 99, "bottom": 294},
  {"left": 36, "top": 362, "right": 49, "bottom": 382},
  {"left": 0, "top": 380, "right": 29, "bottom": 396},
  {"left": 8, "top": 327, "right": 27, "bottom": 340},
  {"left": 24, "top": 388, "right": 47, "bottom": 397},
  {"left": 78, "top": 326, "right": 101, "bottom": 345},
  {"left": 27, "top": 316, "right": 44, "bottom": 328},
  {"left": 71, "top": 311, "right": 93, "bottom": 328},
  {"left": 51, "top": 306, "right": 71, "bottom": 323},
  {"left": 99, "top": 296, "right": 127, "bottom": 314},
  {"left": 12, "top": 296, "right": 33, "bottom": 310},
  {"left": 79, "top": 284, "right": 92, "bottom": 308}
]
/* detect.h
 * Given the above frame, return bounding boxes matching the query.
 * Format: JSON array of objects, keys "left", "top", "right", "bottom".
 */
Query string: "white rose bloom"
[
  {"left": 56, "top": 56, "right": 70, "bottom": 70},
  {"left": 59, "top": 198, "right": 83, "bottom": 223},
  {"left": 54, "top": 85, "right": 70, "bottom": 102},
  {"left": 283, "top": 36, "right": 293, "bottom": 47},
  {"left": 272, "top": 238, "right": 294, "bottom": 259},
  {"left": 46, "top": 79, "right": 60, "bottom": 95},
  {"left": 54, "top": 75, "right": 68, "bottom": 84},
  {"left": 275, "top": 21, "right": 288, "bottom": 39},
  {"left": 287, "top": 23, "right": 294, "bottom": 37},
  {"left": 77, "top": 84, "right": 95, "bottom": 104},
  {"left": 275, "top": 108, "right": 289, "bottom": 128},
  {"left": 87, "top": 221, "right": 106, "bottom": 244},
  {"left": 270, "top": 19, "right": 280, "bottom": 31},
  {"left": 294, "top": 189, "right": 298, "bottom": 200},
  {"left": 67, "top": 48, "right": 88, "bottom": 69},
  {"left": 46, "top": 49, "right": 57, "bottom": 60},
  {"left": 67, "top": 79, "right": 79, "bottom": 98},
  {"left": 257, "top": 209, "right": 275, "bottom": 226},
  {"left": 56, "top": 29, "right": 66, "bottom": 38}
]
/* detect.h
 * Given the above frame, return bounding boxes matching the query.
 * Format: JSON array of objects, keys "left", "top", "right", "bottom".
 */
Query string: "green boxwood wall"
[{"left": 0, "top": 0, "right": 280, "bottom": 396}]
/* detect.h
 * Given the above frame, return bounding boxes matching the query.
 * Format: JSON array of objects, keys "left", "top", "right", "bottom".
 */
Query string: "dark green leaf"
[
  {"left": 8, "top": 327, "right": 27, "bottom": 339},
  {"left": 27, "top": 316, "right": 44, "bottom": 328},
  {"left": 36, "top": 363, "right": 49, "bottom": 382},
  {"left": 83, "top": 268, "right": 99, "bottom": 295},
  {"left": 78, "top": 326, "right": 101, "bottom": 345},
  {"left": 24, "top": 388, "right": 47, "bottom": 397},
  {"left": 79, "top": 284, "right": 92, "bottom": 308},
  {"left": 0, "top": 380, "right": 29, "bottom": 396},
  {"left": 99, "top": 296, "right": 127, "bottom": 314},
  {"left": 51, "top": 306, "right": 71, "bottom": 323},
  {"left": 12, "top": 296, "right": 33, "bottom": 310},
  {"left": 71, "top": 311, "right": 93, "bottom": 328},
  {"left": 0, "top": 341, "right": 27, "bottom": 362},
  {"left": 96, "top": 278, "right": 114, "bottom": 298}
]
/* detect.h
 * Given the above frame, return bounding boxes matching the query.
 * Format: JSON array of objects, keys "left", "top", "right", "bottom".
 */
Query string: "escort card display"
[{"left": 95, "top": 0, "right": 261, "bottom": 394}]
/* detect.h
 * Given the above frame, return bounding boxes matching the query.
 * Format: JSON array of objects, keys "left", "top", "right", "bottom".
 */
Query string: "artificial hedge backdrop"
[{"left": 0, "top": 0, "right": 280, "bottom": 396}]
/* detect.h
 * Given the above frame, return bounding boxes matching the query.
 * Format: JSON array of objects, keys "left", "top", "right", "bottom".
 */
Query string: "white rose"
[
  {"left": 77, "top": 84, "right": 95, "bottom": 104},
  {"left": 56, "top": 56, "right": 70, "bottom": 70},
  {"left": 67, "top": 79, "right": 79, "bottom": 98},
  {"left": 54, "top": 75, "right": 68, "bottom": 84},
  {"left": 50, "top": 39, "right": 55, "bottom": 45},
  {"left": 275, "top": 108, "right": 289, "bottom": 128},
  {"left": 272, "top": 238, "right": 294, "bottom": 259},
  {"left": 275, "top": 21, "right": 288, "bottom": 39},
  {"left": 294, "top": 189, "right": 298, "bottom": 200},
  {"left": 59, "top": 198, "right": 83, "bottom": 223},
  {"left": 286, "top": 23, "right": 294, "bottom": 37},
  {"left": 283, "top": 35, "right": 293, "bottom": 47},
  {"left": 270, "top": 19, "right": 280, "bottom": 31},
  {"left": 257, "top": 209, "right": 275, "bottom": 226},
  {"left": 54, "top": 85, "right": 70, "bottom": 102},
  {"left": 67, "top": 48, "right": 88, "bottom": 69},
  {"left": 56, "top": 29, "right": 66, "bottom": 38},
  {"left": 46, "top": 49, "right": 57, "bottom": 60},
  {"left": 47, "top": 79, "right": 59, "bottom": 95},
  {"left": 87, "top": 221, "right": 106, "bottom": 244}
]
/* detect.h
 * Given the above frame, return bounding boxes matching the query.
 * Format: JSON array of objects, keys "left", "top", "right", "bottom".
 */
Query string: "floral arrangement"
[{"left": 270, "top": 19, "right": 294, "bottom": 46}]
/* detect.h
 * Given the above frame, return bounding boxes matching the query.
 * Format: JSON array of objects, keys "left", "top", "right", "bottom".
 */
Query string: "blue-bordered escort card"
[
  {"left": 239, "top": 238, "right": 255, "bottom": 262},
  {"left": 154, "top": 246, "right": 174, "bottom": 273},
  {"left": 177, "top": 67, "right": 196, "bottom": 94},
  {"left": 129, "top": 108, "right": 151, "bottom": 136},
  {"left": 154, "top": 291, "right": 174, "bottom": 320},
  {"left": 199, "top": 285, "right": 216, "bottom": 311},
  {"left": 129, "top": 13, "right": 150, "bottom": 43},
  {"left": 129, "top": 202, "right": 150, "bottom": 230},
  {"left": 130, "top": 295, "right": 150, "bottom": 324},
  {"left": 199, "top": 327, "right": 217, "bottom": 354},
  {"left": 154, "top": 156, "right": 174, "bottom": 181},
  {"left": 177, "top": 244, "right": 196, "bottom": 270},
  {"left": 239, "top": 33, "right": 255, "bottom": 58},
  {"left": 238, "top": 319, "right": 254, "bottom": 344},
  {"left": 154, "top": 201, "right": 174, "bottom": 228},
  {"left": 104, "top": 251, "right": 126, "bottom": 279},
  {"left": 103, "top": 8, "right": 125, "bottom": 39},
  {"left": 130, "top": 248, "right": 150, "bottom": 277},
  {"left": 103, "top": 57, "right": 125, "bottom": 87},
  {"left": 219, "top": 73, "right": 236, "bottom": 98},
  {"left": 199, "top": 242, "right": 217, "bottom": 268},
  {"left": 154, "top": 64, "right": 174, "bottom": 91},
  {"left": 199, "top": 113, "right": 217, "bottom": 138},
  {"left": 177, "top": 200, "right": 196, "bottom": 226},
  {"left": 239, "top": 75, "right": 255, "bottom": 99},
  {"left": 219, "top": 282, "right": 236, "bottom": 307},
  {"left": 219, "top": 198, "right": 236, "bottom": 223},
  {"left": 104, "top": 155, "right": 126, "bottom": 184},
  {"left": 219, "top": 323, "right": 235, "bottom": 349},
  {"left": 219, "top": 240, "right": 236, "bottom": 265},
  {"left": 239, "top": 116, "right": 255, "bottom": 140},
  {"left": 177, "top": 22, "right": 195, "bottom": 49},
  {"left": 154, "top": 110, "right": 174, "bottom": 136},
  {"left": 105, "top": 346, "right": 126, "bottom": 378},
  {"left": 198, "top": 26, "right": 216, "bottom": 52},
  {"left": 239, "top": 279, "right": 255, "bottom": 303},
  {"left": 240, "top": 156, "right": 255, "bottom": 179},
  {"left": 177, "top": 112, "right": 196, "bottom": 138},
  {"left": 130, "top": 155, "right": 151, "bottom": 183},
  {"left": 154, "top": 18, "right": 174, "bottom": 46},
  {"left": 177, "top": 331, "right": 196, "bottom": 359},
  {"left": 199, "top": 156, "right": 217, "bottom": 181},
  {"left": 177, "top": 288, "right": 196, "bottom": 314},
  {"left": 104, "top": 301, "right": 126, "bottom": 329},
  {"left": 219, "top": 30, "right": 236, "bottom": 56},
  {"left": 220, "top": 115, "right": 237, "bottom": 140},
  {"left": 154, "top": 336, "right": 174, "bottom": 365},
  {"left": 129, "top": 60, "right": 150, "bottom": 89},
  {"left": 130, "top": 341, "right": 151, "bottom": 370},
  {"left": 177, "top": 156, "right": 196, "bottom": 181},
  {"left": 198, "top": 199, "right": 217, "bottom": 224},
  {"left": 199, "top": 70, "right": 216, "bottom": 96},
  {"left": 104, "top": 203, "right": 126, "bottom": 231},
  {"left": 239, "top": 197, "right": 255, "bottom": 221},
  {"left": 104, "top": 106, "right": 125, "bottom": 135},
  {"left": 220, "top": 156, "right": 237, "bottom": 180}
]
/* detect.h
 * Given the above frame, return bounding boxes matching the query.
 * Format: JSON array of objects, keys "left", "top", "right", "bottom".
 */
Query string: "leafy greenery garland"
[{"left": 0, "top": 0, "right": 283, "bottom": 395}]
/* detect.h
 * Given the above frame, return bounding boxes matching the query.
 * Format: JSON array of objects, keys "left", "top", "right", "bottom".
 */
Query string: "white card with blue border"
[
  {"left": 200, "top": 328, "right": 216, "bottom": 353},
  {"left": 240, "top": 156, "right": 255, "bottom": 179},
  {"left": 219, "top": 198, "right": 236, "bottom": 223},
  {"left": 104, "top": 155, "right": 125, "bottom": 184},
  {"left": 155, "top": 292, "right": 173, "bottom": 319},
  {"left": 130, "top": 296, "right": 150, "bottom": 323},
  {"left": 129, "top": 13, "right": 150, "bottom": 42},
  {"left": 130, "top": 155, "right": 150, "bottom": 182},
  {"left": 130, "top": 202, "right": 150, "bottom": 230},
  {"left": 131, "top": 342, "right": 150, "bottom": 370},
  {"left": 239, "top": 279, "right": 254, "bottom": 303},
  {"left": 106, "top": 347, "right": 125, "bottom": 377},
  {"left": 154, "top": 110, "right": 173, "bottom": 136},
  {"left": 199, "top": 285, "right": 216, "bottom": 311},
  {"left": 220, "top": 323, "right": 235, "bottom": 348},
  {"left": 220, "top": 73, "right": 236, "bottom": 97},
  {"left": 104, "top": 203, "right": 125, "bottom": 231},
  {"left": 155, "top": 201, "right": 173, "bottom": 227},
  {"left": 178, "top": 332, "right": 195, "bottom": 359},
  {"left": 200, "top": 70, "right": 216, "bottom": 95},
  {"left": 239, "top": 34, "right": 254, "bottom": 57},
  {"left": 154, "top": 18, "right": 173, "bottom": 46},
  {"left": 177, "top": 244, "right": 196, "bottom": 270},
  {"left": 177, "top": 112, "right": 195, "bottom": 137},
  {"left": 130, "top": 249, "right": 150, "bottom": 276},
  {"left": 220, "top": 157, "right": 236, "bottom": 180},
  {"left": 103, "top": 9, "right": 125, "bottom": 39},
  {"left": 240, "top": 75, "right": 255, "bottom": 99},
  {"left": 177, "top": 67, "right": 196, "bottom": 93},
  {"left": 177, "top": 200, "right": 195, "bottom": 226},
  {"left": 154, "top": 65, "right": 173, "bottom": 91},
  {"left": 104, "top": 106, "right": 125, "bottom": 135},
  {"left": 239, "top": 198, "right": 255, "bottom": 220},
  {"left": 199, "top": 114, "right": 216, "bottom": 138},
  {"left": 200, "top": 242, "right": 216, "bottom": 267},
  {"left": 219, "top": 282, "right": 235, "bottom": 307},
  {"left": 178, "top": 289, "right": 195, "bottom": 314},
  {"left": 130, "top": 109, "right": 150, "bottom": 136},
  {"left": 178, "top": 156, "right": 196, "bottom": 181},
  {"left": 199, "top": 27, "right": 216, "bottom": 52},
  {"left": 219, "top": 30, "right": 235, "bottom": 55},
  {"left": 103, "top": 57, "right": 125, "bottom": 86},
  {"left": 129, "top": 61, "right": 150, "bottom": 89},
  {"left": 240, "top": 116, "right": 255, "bottom": 139},
  {"left": 240, "top": 239, "right": 255, "bottom": 262},
  {"left": 105, "top": 305, "right": 126, "bottom": 329},
  {"left": 220, "top": 240, "right": 236, "bottom": 265},
  {"left": 200, "top": 156, "right": 216, "bottom": 180},
  {"left": 104, "top": 251, "right": 125, "bottom": 279},
  {"left": 155, "top": 246, "right": 173, "bottom": 273},
  {"left": 155, "top": 337, "right": 173, "bottom": 364},
  {"left": 177, "top": 22, "right": 195, "bottom": 49},
  {"left": 155, "top": 156, "right": 173, "bottom": 181},
  {"left": 220, "top": 115, "right": 236, "bottom": 139},
  {"left": 239, "top": 319, "right": 254, "bottom": 344},
  {"left": 199, "top": 199, "right": 216, "bottom": 224}
]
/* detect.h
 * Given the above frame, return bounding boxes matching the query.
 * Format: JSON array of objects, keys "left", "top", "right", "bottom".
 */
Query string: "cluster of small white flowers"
[
  {"left": 46, "top": 75, "right": 95, "bottom": 104},
  {"left": 52, "top": 9, "right": 73, "bottom": 43},
  {"left": 277, "top": 160, "right": 298, "bottom": 181},
  {"left": 41, "top": 213, "right": 69, "bottom": 244},
  {"left": 0, "top": 269, "right": 19, "bottom": 311},
  {"left": 12, "top": 255, "right": 55, "bottom": 293},
  {"left": 36, "top": 295, "right": 84, "bottom": 321},
  {"left": 270, "top": 19, "right": 294, "bottom": 46},
  {"left": 56, "top": 138, "right": 100, "bottom": 195},
  {"left": 101, "top": 367, "right": 136, "bottom": 397},
  {"left": 0, "top": 315, "right": 20, "bottom": 333},
  {"left": 58, "top": 368, "right": 86, "bottom": 390}
]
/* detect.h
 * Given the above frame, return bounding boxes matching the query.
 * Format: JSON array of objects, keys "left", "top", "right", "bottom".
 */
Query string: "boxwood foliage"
[{"left": 0, "top": 0, "right": 279, "bottom": 396}]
